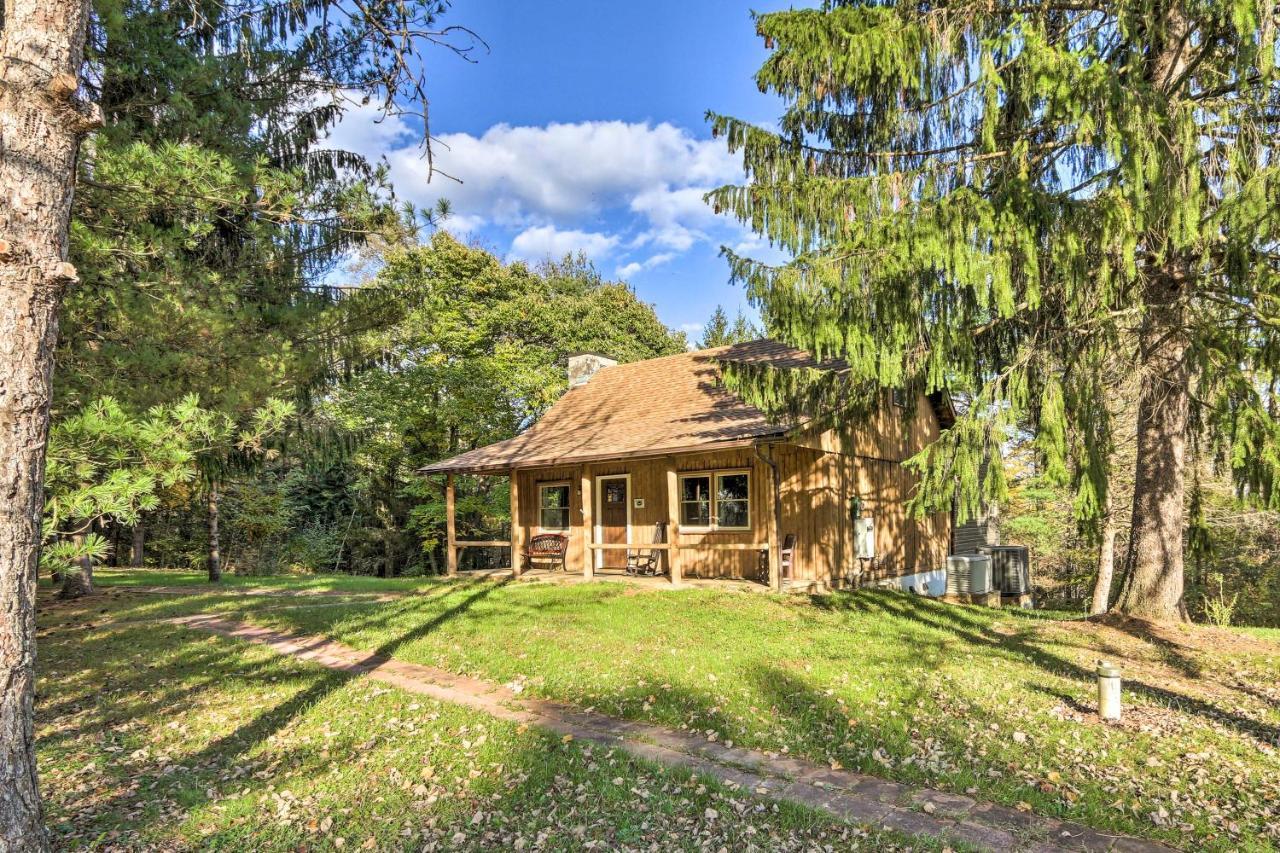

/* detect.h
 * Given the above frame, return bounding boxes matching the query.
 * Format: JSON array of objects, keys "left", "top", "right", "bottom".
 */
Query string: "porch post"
[
  {"left": 579, "top": 464, "right": 594, "bottom": 580},
  {"left": 763, "top": 451, "right": 782, "bottom": 592},
  {"left": 510, "top": 470, "right": 524, "bottom": 576},
  {"left": 664, "top": 458, "right": 682, "bottom": 586},
  {"left": 445, "top": 474, "right": 458, "bottom": 577}
]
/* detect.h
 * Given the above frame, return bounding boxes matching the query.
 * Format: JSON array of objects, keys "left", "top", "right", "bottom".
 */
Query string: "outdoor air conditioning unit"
[
  {"left": 982, "top": 545, "right": 1031, "bottom": 595},
  {"left": 946, "top": 554, "right": 992, "bottom": 596}
]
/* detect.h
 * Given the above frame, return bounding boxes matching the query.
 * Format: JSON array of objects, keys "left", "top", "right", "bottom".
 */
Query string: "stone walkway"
[{"left": 172, "top": 614, "right": 1172, "bottom": 853}]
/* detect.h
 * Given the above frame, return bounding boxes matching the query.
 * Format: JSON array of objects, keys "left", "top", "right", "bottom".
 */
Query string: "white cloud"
[
  {"left": 730, "top": 234, "right": 768, "bottom": 255},
  {"left": 509, "top": 225, "right": 620, "bottom": 263},
  {"left": 321, "top": 110, "right": 753, "bottom": 267},
  {"left": 326, "top": 113, "right": 740, "bottom": 224},
  {"left": 419, "top": 121, "right": 739, "bottom": 221},
  {"left": 630, "top": 185, "right": 718, "bottom": 226},
  {"left": 615, "top": 252, "right": 675, "bottom": 279},
  {"left": 441, "top": 212, "right": 487, "bottom": 236},
  {"left": 317, "top": 95, "right": 417, "bottom": 159}
]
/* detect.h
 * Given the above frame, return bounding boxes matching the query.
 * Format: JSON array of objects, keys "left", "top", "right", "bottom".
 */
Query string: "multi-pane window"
[
  {"left": 715, "top": 473, "right": 750, "bottom": 529},
  {"left": 679, "top": 471, "right": 750, "bottom": 530},
  {"left": 679, "top": 475, "right": 711, "bottom": 527},
  {"left": 539, "top": 483, "right": 571, "bottom": 531}
]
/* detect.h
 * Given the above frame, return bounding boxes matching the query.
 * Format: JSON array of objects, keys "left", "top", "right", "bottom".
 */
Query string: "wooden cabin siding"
[
  {"left": 775, "top": 390, "right": 950, "bottom": 585},
  {"left": 771, "top": 445, "right": 950, "bottom": 587},
  {"left": 506, "top": 386, "right": 951, "bottom": 585}
]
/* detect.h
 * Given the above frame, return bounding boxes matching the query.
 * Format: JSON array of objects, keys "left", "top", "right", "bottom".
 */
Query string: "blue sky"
[{"left": 327, "top": 0, "right": 799, "bottom": 341}]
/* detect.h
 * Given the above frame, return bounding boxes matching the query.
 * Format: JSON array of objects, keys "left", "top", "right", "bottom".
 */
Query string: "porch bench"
[{"left": 521, "top": 533, "right": 568, "bottom": 571}]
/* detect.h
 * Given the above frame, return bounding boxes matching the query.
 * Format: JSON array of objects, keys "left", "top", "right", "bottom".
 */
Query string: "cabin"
[{"left": 421, "top": 339, "right": 956, "bottom": 592}]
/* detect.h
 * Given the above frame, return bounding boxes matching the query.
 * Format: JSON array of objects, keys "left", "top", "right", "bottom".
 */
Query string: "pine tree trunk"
[
  {"left": 131, "top": 524, "right": 145, "bottom": 567},
  {"left": 1, "top": 0, "right": 95, "bottom": 846},
  {"left": 1090, "top": 488, "right": 1117, "bottom": 615},
  {"left": 207, "top": 481, "right": 222, "bottom": 582},
  {"left": 59, "top": 531, "right": 94, "bottom": 599},
  {"left": 1113, "top": 5, "right": 1196, "bottom": 625},
  {"left": 0, "top": 0, "right": 93, "bottom": 845},
  {"left": 1115, "top": 276, "right": 1191, "bottom": 623}
]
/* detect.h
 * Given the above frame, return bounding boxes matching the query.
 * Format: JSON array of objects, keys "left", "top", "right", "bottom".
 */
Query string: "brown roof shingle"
[{"left": 419, "top": 339, "right": 821, "bottom": 474}]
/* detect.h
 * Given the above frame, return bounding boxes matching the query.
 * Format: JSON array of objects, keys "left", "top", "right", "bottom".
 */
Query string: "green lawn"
[
  {"left": 40, "top": 569, "right": 1280, "bottom": 850},
  {"left": 36, "top": 585, "right": 931, "bottom": 851},
  {"left": 78, "top": 566, "right": 441, "bottom": 593}
]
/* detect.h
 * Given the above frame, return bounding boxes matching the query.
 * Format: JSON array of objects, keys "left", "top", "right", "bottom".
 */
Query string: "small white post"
[{"left": 1097, "top": 660, "right": 1122, "bottom": 720}]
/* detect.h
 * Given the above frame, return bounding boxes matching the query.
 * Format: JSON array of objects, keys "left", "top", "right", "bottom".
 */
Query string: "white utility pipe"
[{"left": 1097, "top": 660, "right": 1122, "bottom": 720}]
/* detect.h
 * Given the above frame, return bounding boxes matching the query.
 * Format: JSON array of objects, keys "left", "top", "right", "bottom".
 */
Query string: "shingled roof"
[{"left": 419, "top": 339, "right": 824, "bottom": 475}]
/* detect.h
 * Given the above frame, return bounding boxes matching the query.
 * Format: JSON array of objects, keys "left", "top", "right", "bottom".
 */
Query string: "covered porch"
[{"left": 438, "top": 444, "right": 787, "bottom": 591}]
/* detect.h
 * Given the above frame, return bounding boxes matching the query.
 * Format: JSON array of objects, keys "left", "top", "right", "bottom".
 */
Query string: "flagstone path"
[{"left": 173, "top": 614, "right": 1172, "bottom": 853}]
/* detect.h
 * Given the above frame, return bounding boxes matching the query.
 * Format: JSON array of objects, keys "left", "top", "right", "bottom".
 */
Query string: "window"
[
  {"left": 679, "top": 475, "right": 711, "bottom": 527},
  {"left": 679, "top": 470, "right": 750, "bottom": 530},
  {"left": 716, "top": 473, "right": 750, "bottom": 529},
  {"left": 539, "top": 483, "right": 570, "bottom": 531},
  {"left": 891, "top": 387, "right": 908, "bottom": 407}
]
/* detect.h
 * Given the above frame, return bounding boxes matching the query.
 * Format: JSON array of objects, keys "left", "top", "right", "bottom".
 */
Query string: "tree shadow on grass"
[
  {"left": 837, "top": 590, "right": 1280, "bottom": 748},
  {"left": 1090, "top": 613, "right": 1205, "bottom": 679},
  {"left": 51, "top": 576, "right": 514, "bottom": 838},
  {"left": 38, "top": 628, "right": 289, "bottom": 740}
]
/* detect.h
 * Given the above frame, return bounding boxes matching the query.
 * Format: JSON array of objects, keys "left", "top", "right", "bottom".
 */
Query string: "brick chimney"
[{"left": 567, "top": 352, "right": 617, "bottom": 387}]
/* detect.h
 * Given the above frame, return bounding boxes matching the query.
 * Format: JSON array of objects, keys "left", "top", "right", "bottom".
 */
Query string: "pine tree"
[
  {"left": 699, "top": 304, "right": 760, "bottom": 348},
  {"left": 57, "top": 0, "right": 473, "bottom": 580},
  {"left": 700, "top": 306, "right": 731, "bottom": 348},
  {"left": 0, "top": 0, "right": 95, "bottom": 843},
  {"left": 710, "top": 1, "right": 1280, "bottom": 622}
]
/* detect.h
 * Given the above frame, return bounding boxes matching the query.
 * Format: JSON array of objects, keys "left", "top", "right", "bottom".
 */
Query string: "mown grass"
[
  {"left": 36, "top": 591, "right": 934, "bottom": 851},
  {"left": 45, "top": 569, "right": 1280, "bottom": 850},
  {"left": 78, "top": 566, "right": 439, "bottom": 594}
]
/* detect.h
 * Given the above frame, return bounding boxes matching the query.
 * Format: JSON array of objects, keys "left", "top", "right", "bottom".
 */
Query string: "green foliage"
[
  {"left": 324, "top": 234, "right": 686, "bottom": 572},
  {"left": 699, "top": 305, "right": 760, "bottom": 348},
  {"left": 42, "top": 394, "right": 295, "bottom": 580},
  {"left": 41, "top": 396, "right": 215, "bottom": 578},
  {"left": 52, "top": 0, "right": 470, "bottom": 579},
  {"left": 1200, "top": 573, "right": 1240, "bottom": 627},
  {"left": 709, "top": 1, "right": 1280, "bottom": 524},
  {"left": 40, "top": 535, "right": 112, "bottom": 577},
  {"left": 44, "top": 396, "right": 217, "bottom": 535}
]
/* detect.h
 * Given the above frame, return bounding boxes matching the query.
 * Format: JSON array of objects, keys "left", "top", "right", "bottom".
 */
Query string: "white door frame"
[{"left": 593, "top": 473, "right": 632, "bottom": 570}]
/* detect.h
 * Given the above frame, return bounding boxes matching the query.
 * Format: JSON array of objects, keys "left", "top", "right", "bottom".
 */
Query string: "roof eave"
[{"left": 417, "top": 433, "right": 787, "bottom": 477}]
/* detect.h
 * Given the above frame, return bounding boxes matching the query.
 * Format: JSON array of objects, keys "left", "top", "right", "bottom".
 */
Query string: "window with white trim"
[
  {"left": 679, "top": 471, "right": 750, "bottom": 530},
  {"left": 538, "top": 483, "right": 571, "bottom": 531}
]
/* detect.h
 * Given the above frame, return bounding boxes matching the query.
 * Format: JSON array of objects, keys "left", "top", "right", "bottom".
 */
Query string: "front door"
[{"left": 599, "top": 477, "right": 629, "bottom": 569}]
